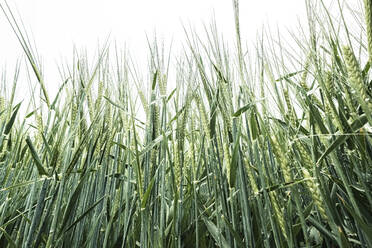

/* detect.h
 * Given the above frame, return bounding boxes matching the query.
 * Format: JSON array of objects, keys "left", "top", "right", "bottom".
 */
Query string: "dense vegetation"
[{"left": 0, "top": 0, "right": 371, "bottom": 247}]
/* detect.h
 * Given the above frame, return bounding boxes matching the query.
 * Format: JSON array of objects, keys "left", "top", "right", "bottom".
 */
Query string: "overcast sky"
[
  {"left": 1, "top": 2, "right": 308, "bottom": 60},
  {"left": 1, "top": 0, "right": 309, "bottom": 96}
]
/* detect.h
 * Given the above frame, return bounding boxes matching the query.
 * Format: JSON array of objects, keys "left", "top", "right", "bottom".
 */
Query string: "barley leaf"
[
  {"left": 25, "top": 136, "right": 48, "bottom": 176},
  {"left": 4, "top": 102, "right": 21, "bottom": 135},
  {"left": 233, "top": 103, "right": 251, "bottom": 117},
  {"left": 202, "top": 217, "right": 230, "bottom": 248}
]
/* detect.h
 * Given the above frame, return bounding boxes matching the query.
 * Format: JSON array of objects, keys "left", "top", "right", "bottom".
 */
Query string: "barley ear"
[
  {"left": 302, "top": 168, "right": 328, "bottom": 221},
  {"left": 0, "top": 96, "right": 5, "bottom": 121},
  {"left": 343, "top": 46, "right": 372, "bottom": 124},
  {"left": 364, "top": 0, "right": 372, "bottom": 64},
  {"left": 269, "top": 191, "right": 288, "bottom": 239}
]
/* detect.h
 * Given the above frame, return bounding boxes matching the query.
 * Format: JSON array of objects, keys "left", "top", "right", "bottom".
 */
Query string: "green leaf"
[
  {"left": 152, "top": 70, "right": 158, "bottom": 90},
  {"left": 275, "top": 70, "right": 304, "bottom": 82},
  {"left": 292, "top": 202, "right": 314, "bottom": 238},
  {"left": 210, "top": 89, "right": 219, "bottom": 138},
  {"left": 64, "top": 195, "right": 106, "bottom": 233},
  {"left": 308, "top": 216, "right": 337, "bottom": 243},
  {"left": 316, "top": 114, "right": 369, "bottom": 165},
  {"left": 202, "top": 217, "right": 230, "bottom": 248},
  {"left": 51, "top": 78, "right": 69, "bottom": 109},
  {"left": 338, "top": 195, "right": 372, "bottom": 244},
  {"left": 362, "top": 61, "right": 370, "bottom": 78},
  {"left": 0, "top": 178, "right": 45, "bottom": 192},
  {"left": 113, "top": 142, "right": 129, "bottom": 150},
  {"left": 309, "top": 103, "right": 328, "bottom": 134},
  {"left": 140, "top": 131, "right": 171, "bottom": 156},
  {"left": 25, "top": 136, "right": 48, "bottom": 176},
  {"left": 41, "top": 132, "right": 52, "bottom": 157},
  {"left": 330, "top": 37, "right": 344, "bottom": 74},
  {"left": 167, "top": 88, "right": 177, "bottom": 102},
  {"left": 25, "top": 108, "right": 38, "bottom": 119},
  {"left": 221, "top": 215, "right": 244, "bottom": 246},
  {"left": 169, "top": 106, "right": 185, "bottom": 126},
  {"left": 249, "top": 111, "right": 259, "bottom": 140},
  {"left": 233, "top": 103, "right": 251, "bottom": 117},
  {"left": 0, "top": 227, "right": 17, "bottom": 248},
  {"left": 141, "top": 168, "right": 158, "bottom": 209},
  {"left": 4, "top": 102, "right": 21, "bottom": 135},
  {"left": 339, "top": 226, "right": 352, "bottom": 248},
  {"left": 58, "top": 171, "right": 90, "bottom": 238},
  {"left": 258, "top": 178, "right": 309, "bottom": 195}
]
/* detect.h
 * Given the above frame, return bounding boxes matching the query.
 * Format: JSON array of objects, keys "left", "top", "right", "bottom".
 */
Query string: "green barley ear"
[
  {"left": 300, "top": 56, "right": 311, "bottom": 92},
  {"left": 138, "top": 90, "right": 149, "bottom": 116},
  {"left": 150, "top": 104, "right": 160, "bottom": 167},
  {"left": 324, "top": 72, "right": 344, "bottom": 132},
  {"left": 35, "top": 114, "right": 43, "bottom": 146},
  {"left": 283, "top": 89, "right": 295, "bottom": 124},
  {"left": 271, "top": 135, "right": 292, "bottom": 183},
  {"left": 364, "top": 0, "right": 372, "bottom": 64},
  {"left": 0, "top": 96, "right": 5, "bottom": 121},
  {"left": 218, "top": 80, "right": 233, "bottom": 136},
  {"left": 154, "top": 104, "right": 160, "bottom": 138},
  {"left": 0, "top": 95, "right": 7, "bottom": 154},
  {"left": 189, "top": 113, "right": 197, "bottom": 174},
  {"left": 324, "top": 71, "right": 335, "bottom": 98},
  {"left": 179, "top": 91, "right": 192, "bottom": 149},
  {"left": 244, "top": 159, "right": 259, "bottom": 196},
  {"left": 86, "top": 90, "right": 94, "bottom": 121},
  {"left": 104, "top": 88, "right": 113, "bottom": 131},
  {"left": 343, "top": 84, "right": 358, "bottom": 120},
  {"left": 194, "top": 94, "right": 211, "bottom": 140},
  {"left": 95, "top": 81, "right": 104, "bottom": 113},
  {"left": 79, "top": 113, "right": 87, "bottom": 140},
  {"left": 325, "top": 101, "right": 344, "bottom": 133},
  {"left": 220, "top": 79, "right": 233, "bottom": 115},
  {"left": 343, "top": 46, "right": 372, "bottom": 124},
  {"left": 299, "top": 55, "right": 322, "bottom": 107},
  {"left": 269, "top": 191, "right": 287, "bottom": 239},
  {"left": 0, "top": 96, "right": 4, "bottom": 112},
  {"left": 159, "top": 73, "right": 167, "bottom": 96},
  {"left": 302, "top": 168, "right": 328, "bottom": 221},
  {"left": 71, "top": 99, "right": 77, "bottom": 126},
  {"left": 296, "top": 141, "right": 313, "bottom": 169}
]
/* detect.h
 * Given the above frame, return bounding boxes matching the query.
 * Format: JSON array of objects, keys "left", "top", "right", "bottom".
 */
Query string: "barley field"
[{"left": 0, "top": 0, "right": 371, "bottom": 247}]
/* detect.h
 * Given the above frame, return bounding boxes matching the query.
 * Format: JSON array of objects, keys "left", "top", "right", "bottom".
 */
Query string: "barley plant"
[{"left": 0, "top": 0, "right": 372, "bottom": 247}]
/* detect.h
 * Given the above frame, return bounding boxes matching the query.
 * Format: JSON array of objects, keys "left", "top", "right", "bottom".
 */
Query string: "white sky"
[{"left": 1, "top": 0, "right": 308, "bottom": 97}]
